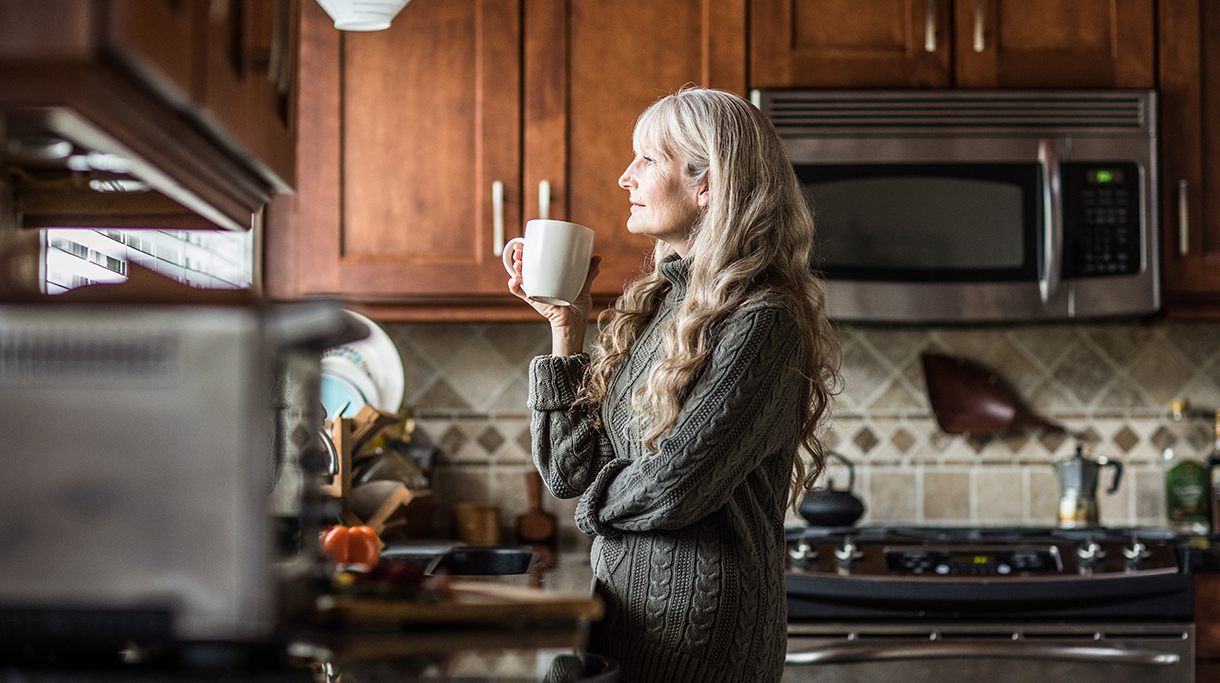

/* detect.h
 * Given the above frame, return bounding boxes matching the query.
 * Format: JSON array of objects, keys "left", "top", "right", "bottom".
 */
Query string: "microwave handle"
[{"left": 1037, "top": 139, "right": 1062, "bottom": 304}]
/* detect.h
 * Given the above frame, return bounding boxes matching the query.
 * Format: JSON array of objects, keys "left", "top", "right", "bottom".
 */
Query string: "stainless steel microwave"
[{"left": 754, "top": 90, "right": 1159, "bottom": 323}]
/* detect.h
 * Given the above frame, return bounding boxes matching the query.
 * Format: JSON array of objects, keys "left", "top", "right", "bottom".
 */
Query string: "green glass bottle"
[{"left": 1165, "top": 447, "right": 1210, "bottom": 534}]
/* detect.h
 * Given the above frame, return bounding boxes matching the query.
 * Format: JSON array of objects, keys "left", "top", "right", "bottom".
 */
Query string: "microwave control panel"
[{"left": 1062, "top": 162, "right": 1141, "bottom": 278}]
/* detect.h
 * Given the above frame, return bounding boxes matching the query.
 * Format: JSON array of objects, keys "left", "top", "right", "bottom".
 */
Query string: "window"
[{"left": 43, "top": 229, "right": 252, "bottom": 294}]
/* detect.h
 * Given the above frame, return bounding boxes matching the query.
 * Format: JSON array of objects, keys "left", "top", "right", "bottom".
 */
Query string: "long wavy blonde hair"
[{"left": 576, "top": 88, "right": 841, "bottom": 507}]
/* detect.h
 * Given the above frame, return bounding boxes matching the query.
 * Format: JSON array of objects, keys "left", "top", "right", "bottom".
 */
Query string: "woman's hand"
[{"left": 506, "top": 241, "right": 601, "bottom": 356}]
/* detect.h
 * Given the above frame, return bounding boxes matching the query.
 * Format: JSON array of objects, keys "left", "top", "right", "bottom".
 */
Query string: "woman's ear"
[{"left": 696, "top": 183, "right": 710, "bottom": 208}]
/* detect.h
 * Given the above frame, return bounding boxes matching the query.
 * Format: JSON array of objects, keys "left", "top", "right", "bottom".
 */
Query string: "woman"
[{"left": 507, "top": 87, "right": 839, "bottom": 683}]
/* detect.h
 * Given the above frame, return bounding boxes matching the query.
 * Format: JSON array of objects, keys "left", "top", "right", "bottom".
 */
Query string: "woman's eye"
[{"left": 642, "top": 156, "right": 654, "bottom": 164}]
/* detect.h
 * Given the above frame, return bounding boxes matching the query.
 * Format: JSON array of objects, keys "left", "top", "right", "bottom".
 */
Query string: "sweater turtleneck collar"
[{"left": 657, "top": 253, "right": 692, "bottom": 293}]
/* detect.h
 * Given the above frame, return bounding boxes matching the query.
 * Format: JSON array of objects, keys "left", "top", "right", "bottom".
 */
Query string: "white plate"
[{"left": 320, "top": 311, "right": 404, "bottom": 418}]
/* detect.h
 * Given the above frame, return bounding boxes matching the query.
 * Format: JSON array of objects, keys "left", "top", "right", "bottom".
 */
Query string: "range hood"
[{"left": 0, "top": 0, "right": 296, "bottom": 233}]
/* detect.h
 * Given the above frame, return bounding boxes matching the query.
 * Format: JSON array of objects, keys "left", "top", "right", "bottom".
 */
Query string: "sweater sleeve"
[
  {"left": 574, "top": 303, "right": 807, "bottom": 537},
  {"left": 527, "top": 353, "right": 617, "bottom": 500}
]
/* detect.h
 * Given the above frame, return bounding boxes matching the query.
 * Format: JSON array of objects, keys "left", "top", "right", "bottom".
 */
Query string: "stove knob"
[
  {"left": 834, "top": 538, "right": 864, "bottom": 565},
  {"left": 789, "top": 540, "right": 817, "bottom": 567},
  {"left": 1076, "top": 539, "right": 1106, "bottom": 564},
  {"left": 1122, "top": 540, "right": 1151, "bottom": 564}
]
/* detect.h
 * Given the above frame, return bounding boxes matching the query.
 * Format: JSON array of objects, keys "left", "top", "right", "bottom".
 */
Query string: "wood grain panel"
[
  {"left": 751, "top": 0, "right": 952, "bottom": 89},
  {"left": 1160, "top": 0, "right": 1220, "bottom": 317},
  {"left": 956, "top": 0, "right": 1155, "bottom": 88}
]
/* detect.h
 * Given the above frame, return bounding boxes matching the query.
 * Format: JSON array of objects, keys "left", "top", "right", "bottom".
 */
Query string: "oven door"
[{"left": 784, "top": 623, "right": 1193, "bottom": 683}]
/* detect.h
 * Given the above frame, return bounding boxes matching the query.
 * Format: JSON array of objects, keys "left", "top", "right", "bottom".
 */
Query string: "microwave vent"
[
  {"left": 758, "top": 91, "right": 1153, "bottom": 134},
  {"left": 0, "top": 330, "right": 179, "bottom": 385}
]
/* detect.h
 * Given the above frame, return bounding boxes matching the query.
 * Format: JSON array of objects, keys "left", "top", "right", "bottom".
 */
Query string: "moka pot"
[{"left": 1053, "top": 445, "right": 1123, "bottom": 528}]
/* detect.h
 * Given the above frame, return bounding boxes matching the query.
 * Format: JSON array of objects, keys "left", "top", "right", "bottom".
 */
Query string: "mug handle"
[{"left": 501, "top": 236, "right": 526, "bottom": 276}]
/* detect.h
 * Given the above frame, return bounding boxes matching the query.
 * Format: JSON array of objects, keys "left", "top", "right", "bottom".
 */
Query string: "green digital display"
[{"left": 1089, "top": 169, "right": 1123, "bottom": 184}]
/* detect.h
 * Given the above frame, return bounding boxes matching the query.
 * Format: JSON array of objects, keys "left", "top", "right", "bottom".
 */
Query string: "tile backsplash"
[{"left": 382, "top": 320, "right": 1220, "bottom": 542}]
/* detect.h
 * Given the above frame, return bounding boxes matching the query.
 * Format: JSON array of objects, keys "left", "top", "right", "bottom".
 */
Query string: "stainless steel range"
[{"left": 783, "top": 526, "right": 1194, "bottom": 683}]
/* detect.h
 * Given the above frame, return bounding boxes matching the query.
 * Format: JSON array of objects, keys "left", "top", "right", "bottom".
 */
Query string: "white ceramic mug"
[{"left": 502, "top": 219, "right": 595, "bottom": 306}]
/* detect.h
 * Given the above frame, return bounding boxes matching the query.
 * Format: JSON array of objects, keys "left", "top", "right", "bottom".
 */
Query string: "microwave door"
[{"left": 799, "top": 162, "right": 1069, "bottom": 322}]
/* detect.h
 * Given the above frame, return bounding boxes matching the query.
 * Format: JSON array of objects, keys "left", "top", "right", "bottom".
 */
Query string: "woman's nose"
[{"left": 618, "top": 165, "right": 634, "bottom": 189}]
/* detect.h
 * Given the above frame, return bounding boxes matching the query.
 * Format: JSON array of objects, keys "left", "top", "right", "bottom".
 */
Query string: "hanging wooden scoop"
[
  {"left": 516, "top": 471, "right": 558, "bottom": 545},
  {"left": 921, "top": 352, "right": 1069, "bottom": 436}
]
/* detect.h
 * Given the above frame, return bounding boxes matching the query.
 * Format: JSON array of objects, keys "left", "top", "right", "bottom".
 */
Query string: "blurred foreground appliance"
[
  {"left": 755, "top": 90, "right": 1159, "bottom": 323},
  {"left": 0, "top": 302, "right": 360, "bottom": 663},
  {"left": 783, "top": 526, "right": 1193, "bottom": 682}
]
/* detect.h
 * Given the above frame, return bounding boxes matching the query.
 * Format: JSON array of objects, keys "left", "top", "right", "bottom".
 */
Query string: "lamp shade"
[{"left": 316, "top": 0, "right": 410, "bottom": 31}]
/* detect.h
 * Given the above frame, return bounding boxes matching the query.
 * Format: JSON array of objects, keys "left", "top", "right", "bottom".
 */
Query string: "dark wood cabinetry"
[
  {"left": 752, "top": 0, "right": 1155, "bottom": 90},
  {"left": 1159, "top": 0, "right": 1220, "bottom": 318},
  {"left": 267, "top": 0, "right": 745, "bottom": 320}
]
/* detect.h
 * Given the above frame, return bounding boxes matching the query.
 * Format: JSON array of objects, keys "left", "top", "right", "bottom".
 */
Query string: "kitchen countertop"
[
  {"left": 286, "top": 548, "right": 605, "bottom": 682},
  {"left": 3, "top": 549, "right": 605, "bottom": 683}
]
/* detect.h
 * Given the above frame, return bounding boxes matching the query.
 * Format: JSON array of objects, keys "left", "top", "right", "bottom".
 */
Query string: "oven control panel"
[{"left": 885, "top": 546, "right": 1060, "bottom": 575}]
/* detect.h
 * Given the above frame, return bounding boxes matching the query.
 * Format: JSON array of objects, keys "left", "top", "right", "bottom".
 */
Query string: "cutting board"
[{"left": 314, "top": 580, "right": 604, "bottom": 626}]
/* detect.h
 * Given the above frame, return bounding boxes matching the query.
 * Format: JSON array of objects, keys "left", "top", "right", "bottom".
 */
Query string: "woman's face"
[{"left": 618, "top": 147, "right": 707, "bottom": 257}]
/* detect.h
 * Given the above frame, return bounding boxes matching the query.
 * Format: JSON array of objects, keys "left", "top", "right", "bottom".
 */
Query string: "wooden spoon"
[{"left": 921, "top": 352, "right": 1072, "bottom": 436}]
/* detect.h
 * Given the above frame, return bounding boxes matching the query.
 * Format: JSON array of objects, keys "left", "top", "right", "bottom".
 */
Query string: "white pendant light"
[{"left": 316, "top": 0, "right": 411, "bottom": 31}]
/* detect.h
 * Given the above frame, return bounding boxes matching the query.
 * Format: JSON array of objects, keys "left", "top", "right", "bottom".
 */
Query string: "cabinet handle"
[
  {"left": 924, "top": 0, "right": 936, "bottom": 53},
  {"left": 1038, "top": 139, "right": 1062, "bottom": 304},
  {"left": 492, "top": 180, "right": 505, "bottom": 256},
  {"left": 1178, "top": 180, "right": 1190, "bottom": 256},
  {"left": 973, "top": 0, "right": 985, "bottom": 52},
  {"left": 539, "top": 180, "right": 551, "bottom": 220}
]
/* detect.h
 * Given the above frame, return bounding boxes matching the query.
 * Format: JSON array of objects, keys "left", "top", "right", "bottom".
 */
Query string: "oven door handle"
[
  {"left": 786, "top": 642, "right": 1179, "bottom": 666},
  {"left": 1037, "top": 139, "right": 1063, "bottom": 305}
]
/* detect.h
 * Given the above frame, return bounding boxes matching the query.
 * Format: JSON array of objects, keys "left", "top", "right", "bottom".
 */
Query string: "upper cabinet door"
[
  {"left": 284, "top": 0, "right": 522, "bottom": 303},
  {"left": 199, "top": 0, "right": 299, "bottom": 191},
  {"left": 751, "top": 0, "right": 953, "bottom": 89},
  {"left": 955, "top": 0, "right": 1155, "bottom": 88},
  {"left": 526, "top": 0, "right": 748, "bottom": 299},
  {"left": 1159, "top": 0, "right": 1220, "bottom": 316}
]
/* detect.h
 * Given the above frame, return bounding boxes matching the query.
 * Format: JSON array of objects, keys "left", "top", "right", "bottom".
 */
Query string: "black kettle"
[{"left": 798, "top": 452, "right": 866, "bottom": 528}]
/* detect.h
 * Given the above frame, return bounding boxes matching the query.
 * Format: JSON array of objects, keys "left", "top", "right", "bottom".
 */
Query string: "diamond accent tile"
[
  {"left": 516, "top": 426, "right": 532, "bottom": 454},
  {"left": 438, "top": 425, "right": 468, "bottom": 459},
  {"left": 477, "top": 426, "right": 505, "bottom": 454},
  {"left": 1113, "top": 426, "right": 1140, "bottom": 453},
  {"left": 1039, "top": 430, "right": 1067, "bottom": 453},
  {"left": 967, "top": 434, "right": 991, "bottom": 453},
  {"left": 928, "top": 431, "right": 955, "bottom": 453},
  {"left": 1002, "top": 432, "right": 1030, "bottom": 453},
  {"left": 1186, "top": 423, "right": 1213, "bottom": 452},
  {"left": 1149, "top": 426, "right": 1177, "bottom": 452},
  {"left": 890, "top": 428, "right": 917, "bottom": 453},
  {"left": 853, "top": 427, "right": 880, "bottom": 453}
]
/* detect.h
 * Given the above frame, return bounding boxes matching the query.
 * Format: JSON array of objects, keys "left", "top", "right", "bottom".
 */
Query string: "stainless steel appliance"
[
  {"left": 754, "top": 90, "right": 1160, "bottom": 323},
  {"left": 0, "top": 302, "right": 359, "bottom": 663},
  {"left": 783, "top": 526, "right": 1193, "bottom": 682}
]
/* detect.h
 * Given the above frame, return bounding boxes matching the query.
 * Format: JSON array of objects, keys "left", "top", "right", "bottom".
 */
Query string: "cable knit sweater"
[{"left": 527, "top": 255, "right": 808, "bottom": 683}]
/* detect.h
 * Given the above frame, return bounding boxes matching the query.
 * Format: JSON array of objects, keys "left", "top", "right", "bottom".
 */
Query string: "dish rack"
[{"left": 321, "top": 404, "right": 433, "bottom": 536}]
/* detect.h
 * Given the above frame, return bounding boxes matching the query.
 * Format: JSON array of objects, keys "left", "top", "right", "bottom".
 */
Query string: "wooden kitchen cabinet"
[
  {"left": 1159, "top": 0, "right": 1220, "bottom": 319},
  {"left": 266, "top": 0, "right": 746, "bottom": 320},
  {"left": 751, "top": 0, "right": 1155, "bottom": 90},
  {"left": 0, "top": 0, "right": 297, "bottom": 232}
]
